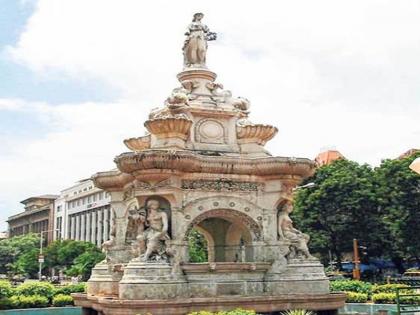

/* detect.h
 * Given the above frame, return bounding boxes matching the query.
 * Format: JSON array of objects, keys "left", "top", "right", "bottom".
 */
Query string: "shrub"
[
  {"left": 15, "top": 282, "right": 55, "bottom": 300},
  {"left": 0, "top": 281, "right": 13, "bottom": 298},
  {"left": 283, "top": 310, "right": 314, "bottom": 315},
  {"left": 8, "top": 295, "right": 49, "bottom": 309},
  {"left": 330, "top": 280, "right": 372, "bottom": 295},
  {"left": 372, "top": 293, "right": 397, "bottom": 304},
  {"left": 54, "top": 283, "right": 86, "bottom": 295},
  {"left": 372, "top": 284, "right": 411, "bottom": 294},
  {"left": 188, "top": 309, "right": 256, "bottom": 315},
  {"left": 344, "top": 291, "right": 368, "bottom": 303},
  {"left": 52, "top": 294, "right": 74, "bottom": 307}
]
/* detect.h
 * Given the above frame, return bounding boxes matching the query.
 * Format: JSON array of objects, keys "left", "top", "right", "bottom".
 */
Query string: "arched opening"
[{"left": 185, "top": 209, "right": 260, "bottom": 262}]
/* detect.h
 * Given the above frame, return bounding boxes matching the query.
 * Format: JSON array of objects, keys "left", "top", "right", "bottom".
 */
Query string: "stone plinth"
[
  {"left": 119, "top": 261, "right": 188, "bottom": 300},
  {"left": 87, "top": 262, "right": 124, "bottom": 297},
  {"left": 182, "top": 262, "right": 271, "bottom": 297},
  {"left": 73, "top": 292, "right": 347, "bottom": 315}
]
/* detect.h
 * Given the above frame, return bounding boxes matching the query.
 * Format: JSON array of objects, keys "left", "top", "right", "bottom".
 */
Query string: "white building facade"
[{"left": 53, "top": 179, "right": 111, "bottom": 247}]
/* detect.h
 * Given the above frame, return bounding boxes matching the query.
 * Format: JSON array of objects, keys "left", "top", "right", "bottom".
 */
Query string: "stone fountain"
[{"left": 73, "top": 13, "right": 346, "bottom": 315}]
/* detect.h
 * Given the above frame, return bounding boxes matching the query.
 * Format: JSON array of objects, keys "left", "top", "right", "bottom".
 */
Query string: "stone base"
[
  {"left": 119, "top": 261, "right": 188, "bottom": 300},
  {"left": 87, "top": 262, "right": 124, "bottom": 297},
  {"left": 265, "top": 259, "right": 330, "bottom": 295},
  {"left": 73, "top": 292, "right": 346, "bottom": 315}
]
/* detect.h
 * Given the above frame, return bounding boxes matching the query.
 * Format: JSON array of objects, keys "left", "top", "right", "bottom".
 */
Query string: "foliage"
[
  {"left": 372, "top": 293, "right": 398, "bottom": 304},
  {"left": 65, "top": 250, "right": 104, "bottom": 281},
  {"left": 282, "top": 310, "right": 314, "bottom": 315},
  {"left": 374, "top": 152, "right": 420, "bottom": 268},
  {"left": 45, "top": 240, "right": 100, "bottom": 270},
  {"left": 188, "top": 229, "right": 208, "bottom": 263},
  {"left": 0, "top": 234, "right": 40, "bottom": 275},
  {"left": 344, "top": 291, "right": 368, "bottom": 303},
  {"left": 330, "top": 280, "right": 372, "bottom": 296},
  {"left": 54, "top": 283, "right": 86, "bottom": 295},
  {"left": 7, "top": 295, "right": 49, "bottom": 309},
  {"left": 11, "top": 248, "right": 40, "bottom": 278},
  {"left": 52, "top": 294, "right": 74, "bottom": 307},
  {"left": 293, "top": 159, "right": 384, "bottom": 265},
  {"left": 371, "top": 283, "right": 411, "bottom": 294},
  {"left": 188, "top": 309, "right": 256, "bottom": 315},
  {"left": 15, "top": 282, "right": 55, "bottom": 300},
  {"left": 0, "top": 281, "right": 13, "bottom": 299}
]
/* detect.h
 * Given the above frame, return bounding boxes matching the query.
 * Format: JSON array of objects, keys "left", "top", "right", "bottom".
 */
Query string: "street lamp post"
[{"left": 38, "top": 229, "right": 59, "bottom": 281}]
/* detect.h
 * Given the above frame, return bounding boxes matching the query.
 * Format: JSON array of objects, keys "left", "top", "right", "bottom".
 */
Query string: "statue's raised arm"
[{"left": 183, "top": 13, "right": 217, "bottom": 68}]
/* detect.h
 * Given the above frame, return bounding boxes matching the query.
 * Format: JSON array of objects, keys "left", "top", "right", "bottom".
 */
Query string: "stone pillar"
[
  {"left": 91, "top": 210, "right": 97, "bottom": 245},
  {"left": 81, "top": 213, "right": 86, "bottom": 241},
  {"left": 85, "top": 211, "right": 91, "bottom": 242},
  {"left": 103, "top": 208, "right": 109, "bottom": 242},
  {"left": 75, "top": 215, "right": 80, "bottom": 241},
  {"left": 70, "top": 216, "right": 76, "bottom": 240},
  {"left": 96, "top": 209, "right": 102, "bottom": 246}
]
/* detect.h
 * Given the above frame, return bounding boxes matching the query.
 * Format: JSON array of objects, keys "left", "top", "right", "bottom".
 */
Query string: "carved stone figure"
[
  {"left": 101, "top": 208, "right": 117, "bottom": 262},
  {"left": 232, "top": 97, "right": 250, "bottom": 112},
  {"left": 125, "top": 206, "right": 145, "bottom": 244},
  {"left": 136, "top": 199, "right": 170, "bottom": 262},
  {"left": 278, "top": 201, "right": 315, "bottom": 260},
  {"left": 183, "top": 13, "right": 216, "bottom": 67}
]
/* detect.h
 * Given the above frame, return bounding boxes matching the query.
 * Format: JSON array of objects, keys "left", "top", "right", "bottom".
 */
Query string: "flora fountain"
[{"left": 73, "top": 13, "right": 346, "bottom": 315}]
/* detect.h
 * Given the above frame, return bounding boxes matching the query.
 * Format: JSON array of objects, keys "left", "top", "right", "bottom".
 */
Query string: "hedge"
[
  {"left": 0, "top": 281, "right": 13, "bottom": 299},
  {"left": 344, "top": 291, "right": 368, "bottom": 303},
  {"left": 7, "top": 295, "right": 49, "bottom": 309},
  {"left": 52, "top": 294, "right": 74, "bottom": 307},
  {"left": 15, "top": 282, "right": 55, "bottom": 300},
  {"left": 371, "top": 284, "right": 411, "bottom": 294},
  {"left": 330, "top": 280, "right": 372, "bottom": 296},
  {"left": 372, "top": 293, "right": 420, "bottom": 305},
  {"left": 53, "top": 283, "right": 86, "bottom": 295},
  {"left": 188, "top": 309, "right": 257, "bottom": 315}
]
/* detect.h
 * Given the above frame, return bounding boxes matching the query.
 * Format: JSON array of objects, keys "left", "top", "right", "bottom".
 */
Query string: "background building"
[
  {"left": 7, "top": 195, "right": 57, "bottom": 243},
  {"left": 315, "top": 147, "right": 345, "bottom": 166},
  {"left": 53, "top": 179, "right": 111, "bottom": 247}
]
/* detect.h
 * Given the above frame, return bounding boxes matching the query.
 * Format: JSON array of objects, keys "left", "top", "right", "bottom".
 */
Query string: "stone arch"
[
  {"left": 183, "top": 208, "right": 262, "bottom": 242},
  {"left": 193, "top": 225, "right": 215, "bottom": 263},
  {"left": 182, "top": 196, "right": 263, "bottom": 242}
]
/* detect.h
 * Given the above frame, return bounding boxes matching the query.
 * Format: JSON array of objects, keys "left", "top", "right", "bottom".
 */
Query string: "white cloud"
[{"left": 1, "top": 0, "right": 420, "bottom": 227}]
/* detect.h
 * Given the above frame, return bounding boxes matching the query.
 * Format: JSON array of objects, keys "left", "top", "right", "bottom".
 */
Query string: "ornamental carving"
[
  {"left": 123, "top": 135, "right": 151, "bottom": 152},
  {"left": 181, "top": 179, "right": 260, "bottom": 192},
  {"left": 195, "top": 118, "right": 227, "bottom": 144}
]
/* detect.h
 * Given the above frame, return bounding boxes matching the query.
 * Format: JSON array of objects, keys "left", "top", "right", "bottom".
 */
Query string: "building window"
[
  {"left": 93, "top": 194, "right": 96, "bottom": 202},
  {"left": 77, "top": 199, "right": 80, "bottom": 206},
  {"left": 88, "top": 195, "right": 92, "bottom": 203},
  {"left": 57, "top": 205, "right": 62, "bottom": 212}
]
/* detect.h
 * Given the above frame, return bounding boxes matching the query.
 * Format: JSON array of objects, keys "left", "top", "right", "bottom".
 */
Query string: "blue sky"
[{"left": 1, "top": 0, "right": 419, "bottom": 231}]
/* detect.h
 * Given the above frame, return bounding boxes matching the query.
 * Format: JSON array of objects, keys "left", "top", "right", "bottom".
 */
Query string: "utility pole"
[{"left": 353, "top": 238, "right": 361, "bottom": 280}]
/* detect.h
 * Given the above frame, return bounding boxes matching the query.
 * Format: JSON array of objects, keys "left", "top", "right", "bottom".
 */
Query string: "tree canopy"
[{"left": 293, "top": 152, "right": 420, "bottom": 269}]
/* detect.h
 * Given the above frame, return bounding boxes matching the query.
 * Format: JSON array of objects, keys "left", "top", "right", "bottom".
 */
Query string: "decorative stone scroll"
[{"left": 181, "top": 179, "right": 261, "bottom": 192}]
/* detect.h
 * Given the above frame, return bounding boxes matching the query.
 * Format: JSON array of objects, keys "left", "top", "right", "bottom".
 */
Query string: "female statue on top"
[{"left": 183, "top": 13, "right": 217, "bottom": 68}]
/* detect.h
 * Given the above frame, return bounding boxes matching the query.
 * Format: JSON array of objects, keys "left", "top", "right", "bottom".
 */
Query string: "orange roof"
[{"left": 315, "top": 150, "right": 345, "bottom": 167}]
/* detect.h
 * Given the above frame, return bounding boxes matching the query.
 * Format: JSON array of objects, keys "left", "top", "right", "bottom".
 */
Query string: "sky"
[{"left": 0, "top": 0, "right": 419, "bottom": 230}]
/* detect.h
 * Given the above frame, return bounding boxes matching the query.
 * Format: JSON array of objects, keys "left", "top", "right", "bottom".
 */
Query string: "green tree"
[
  {"left": 293, "top": 159, "right": 384, "bottom": 265},
  {"left": 188, "top": 229, "right": 208, "bottom": 263},
  {"left": 375, "top": 152, "right": 420, "bottom": 270},
  {"left": 0, "top": 234, "right": 40, "bottom": 275},
  {"left": 11, "top": 248, "right": 40, "bottom": 278},
  {"left": 65, "top": 250, "right": 105, "bottom": 281},
  {"left": 44, "top": 240, "right": 104, "bottom": 280}
]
